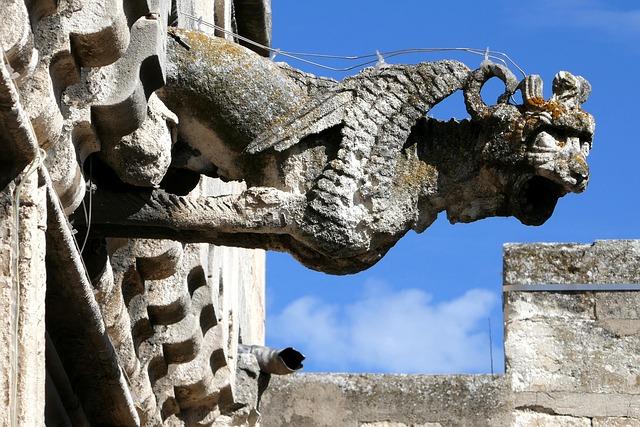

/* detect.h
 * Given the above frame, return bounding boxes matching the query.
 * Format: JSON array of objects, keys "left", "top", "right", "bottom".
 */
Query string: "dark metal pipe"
[{"left": 238, "top": 345, "right": 305, "bottom": 375}]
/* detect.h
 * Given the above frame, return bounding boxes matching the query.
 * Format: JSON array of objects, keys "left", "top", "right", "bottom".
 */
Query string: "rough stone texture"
[
  {"left": 593, "top": 417, "right": 640, "bottom": 427},
  {"left": 100, "top": 93, "right": 178, "bottom": 187},
  {"left": 0, "top": 170, "right": 47, "bottom": 426},
  {"left": 0, "top": 0, "right": 178, "bottom": 210},
  {"left": 1, "top": 1, "right": 177, "bottom": 423},
  {"left": 113, "top": 240, "right": 233, "bottom": 424},
  {"left": 361, "top": 423, "right": 443, "bottom": 427},
  {"left": 1, "top": 0, "right": 270, "bottom": 425},
  {"left": 1, "top": 1, "right": 38, "bottom": 78},
  {"left": 233, "top": 0, "right": 272, "bottom": 56},
  {"left": 512, "top": 411, "right": 591, "bottom": 427},
  {"left": 0, "top": 35, "right": 39, "bottom": 191},
  {"left": 503, "top": 241, "right": 640, "bottom": 286},
  {"left": 45, "top": 169, "right": 140, "bottom": 426},
  {"left": 90, "top": 4, "right": 168, "bottom": 140},
  {"left": 142, "top": 20, "right": 268, "bottom": 425},
  {"left": 85, "top": 30, "right": 595, "bottom": 275},
  {"left": 261, "top": 374, "right": 512, "bottom": 427},
  {"left": 505, "top": 241, "right": 640, "bottom": 421},
  {"left": 44, "top": 132, "right": 85, "bottom": 213}
]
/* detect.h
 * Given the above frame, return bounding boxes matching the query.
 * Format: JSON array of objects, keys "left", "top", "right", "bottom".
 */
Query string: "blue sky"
[{"left": 264, "top": 0, "right": 640, "bottom": 373}]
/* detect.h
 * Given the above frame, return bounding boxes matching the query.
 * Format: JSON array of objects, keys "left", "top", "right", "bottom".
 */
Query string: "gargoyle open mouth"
[{"left": 512, "top": 174, "right": 566, "bottom": 226}]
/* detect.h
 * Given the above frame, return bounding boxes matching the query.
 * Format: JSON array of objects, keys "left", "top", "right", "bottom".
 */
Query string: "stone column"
[
  {"left": 504, "top": 240, "right": 640, "bottom": 426},
  {"left": 0, "top": 170, "right": 47, "bottom": 426}
]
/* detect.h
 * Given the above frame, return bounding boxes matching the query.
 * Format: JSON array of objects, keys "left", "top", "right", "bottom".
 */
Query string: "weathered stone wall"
[
  {"left": 1, "top": 0, "right": 268, "bottom": 425},
  {"left": 261, "top": 374, "right": 512, "bottom": 426},
  {"left": 0, "top": 173, "right": 47, "bottom": 426},
  {"left": 261, "top": 240, "right": 640, "bottom": 427},
  {"left": 505, "top": 240, "right": 640, "bottom": 426}
]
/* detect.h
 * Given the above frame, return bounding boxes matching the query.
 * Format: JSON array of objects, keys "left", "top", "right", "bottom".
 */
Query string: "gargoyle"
[{"left": 83, "top": 30, "right": 595, "bottom": 274}]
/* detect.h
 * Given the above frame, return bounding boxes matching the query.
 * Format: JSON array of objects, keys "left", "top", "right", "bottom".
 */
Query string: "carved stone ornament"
[{"left": 77, "top": 30, "right": 595, "bottom": 275}]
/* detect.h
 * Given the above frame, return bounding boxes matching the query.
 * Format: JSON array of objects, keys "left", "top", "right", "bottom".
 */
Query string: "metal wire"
[
  {"left": 177, "top": 11, "right": 526, "bottom": 76},
  {"left": 79, "top": 157, "right": 93, "bottom": 254}
]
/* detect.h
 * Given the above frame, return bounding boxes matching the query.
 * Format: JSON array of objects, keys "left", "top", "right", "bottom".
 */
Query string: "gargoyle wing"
[{"left": 245, "top": 89, "right": 354, "bottom": 154}]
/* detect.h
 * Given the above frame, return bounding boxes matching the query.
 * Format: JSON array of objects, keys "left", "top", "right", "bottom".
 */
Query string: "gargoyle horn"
[
  {"left": 519, "top": 74, "right": 544, "bottom": 105},
  {"left": 464, "top": 61, "right": 519, "bottom": 119},
  {"left": 552, "top": 71, "right": 591, "bottom": 108}
]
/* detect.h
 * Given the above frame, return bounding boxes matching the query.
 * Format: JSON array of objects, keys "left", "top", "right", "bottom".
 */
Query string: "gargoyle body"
[{"left": 85, "top": 31, "right": 595, "bottom": 274}]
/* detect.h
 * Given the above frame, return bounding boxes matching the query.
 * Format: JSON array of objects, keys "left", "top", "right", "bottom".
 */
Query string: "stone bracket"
[{"left": 91, "top": 12, "right": 167, "bottom": 139}]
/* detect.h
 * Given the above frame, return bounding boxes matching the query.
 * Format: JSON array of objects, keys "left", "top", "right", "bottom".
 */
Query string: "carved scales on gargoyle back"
[{"left": 81, "top": 30, "right": 595, "bottom": 275}]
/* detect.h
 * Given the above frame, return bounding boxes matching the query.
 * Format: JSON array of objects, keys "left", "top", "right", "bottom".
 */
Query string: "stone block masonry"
[
  {"left": 506, "top": 240, "right": 640, "bottom": 425},
  {"left": 261, "top": 374, "right": 512, "bottom": 426},
  {"left": 261, "top": 240, "right": 640, "bottom": 426}
]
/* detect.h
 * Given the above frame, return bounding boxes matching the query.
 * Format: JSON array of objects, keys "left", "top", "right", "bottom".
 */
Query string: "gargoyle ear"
[
  {"left": 551, "top": 71, "right": 591, "bottom": 108},
  {"left": 464, "top": 61, "right": 518, "bottom": 119}
]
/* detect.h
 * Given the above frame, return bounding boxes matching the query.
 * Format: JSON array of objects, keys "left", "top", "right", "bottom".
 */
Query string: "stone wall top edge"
[
  {"left": 503, "top": 239, "right": 640, "bottom": 251},
  {"left": 268, "top": 372, "right": 507, "bottom": 392},
  {"left": 503, "top": 239, "right": 640, "bottom": 286},
  {"left": 261, "top": 373, "right": 511, "bottom": 426}
]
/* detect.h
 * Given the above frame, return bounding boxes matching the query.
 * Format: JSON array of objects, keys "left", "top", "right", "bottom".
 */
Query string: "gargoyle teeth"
[{"left": 538, "top": 112, "right": 552, "bottom": 125}]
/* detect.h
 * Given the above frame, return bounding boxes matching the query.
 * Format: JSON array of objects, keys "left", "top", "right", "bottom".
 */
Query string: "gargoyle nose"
[
  {"left": 570, "top": 154, "right": 588, "bottom": 174},
  {"left": 566, "top": 154, "right": 589, "bottom": 190}
]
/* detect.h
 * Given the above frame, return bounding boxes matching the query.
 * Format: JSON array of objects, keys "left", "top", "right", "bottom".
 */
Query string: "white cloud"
[{"left": 268, "top": 281, "right": 502, "bottom": 373}]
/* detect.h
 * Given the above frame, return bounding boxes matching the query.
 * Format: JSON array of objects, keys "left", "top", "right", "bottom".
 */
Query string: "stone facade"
[
  {"left": 1, "top": 1, "right": 273, "bottom": 425},
  {"left": 0, "top": 0, "right": 625, "bottom": 426},
  {"left": 261, "top": 240, "right": 640, "bottom": 426},
  {"left": 506, "top": 241, "right": 640, "bottom": 424}
]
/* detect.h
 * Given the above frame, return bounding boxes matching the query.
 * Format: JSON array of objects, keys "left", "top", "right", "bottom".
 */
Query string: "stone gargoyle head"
[{"left": 461, "top": 62, "right": 595, "bottom": 226}]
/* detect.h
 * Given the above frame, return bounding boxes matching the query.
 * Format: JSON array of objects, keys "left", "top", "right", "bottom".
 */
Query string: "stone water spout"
[{"left": 80, "top": 30, "right": 595, "bottom": 274}]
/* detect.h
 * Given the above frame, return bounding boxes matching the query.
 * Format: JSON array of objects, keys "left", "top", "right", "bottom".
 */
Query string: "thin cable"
[
  {"left": 79, "top": 157, "right": 93, "bottom": 254},
  {"left": 10, "top": 148, "right": 46, "bottom": 427},
  {"left": 287, "top": 47, "right": 523, "bottom": 75},
  {"left": 176, "top": 11, "right": 526, "bottom": 76}
]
